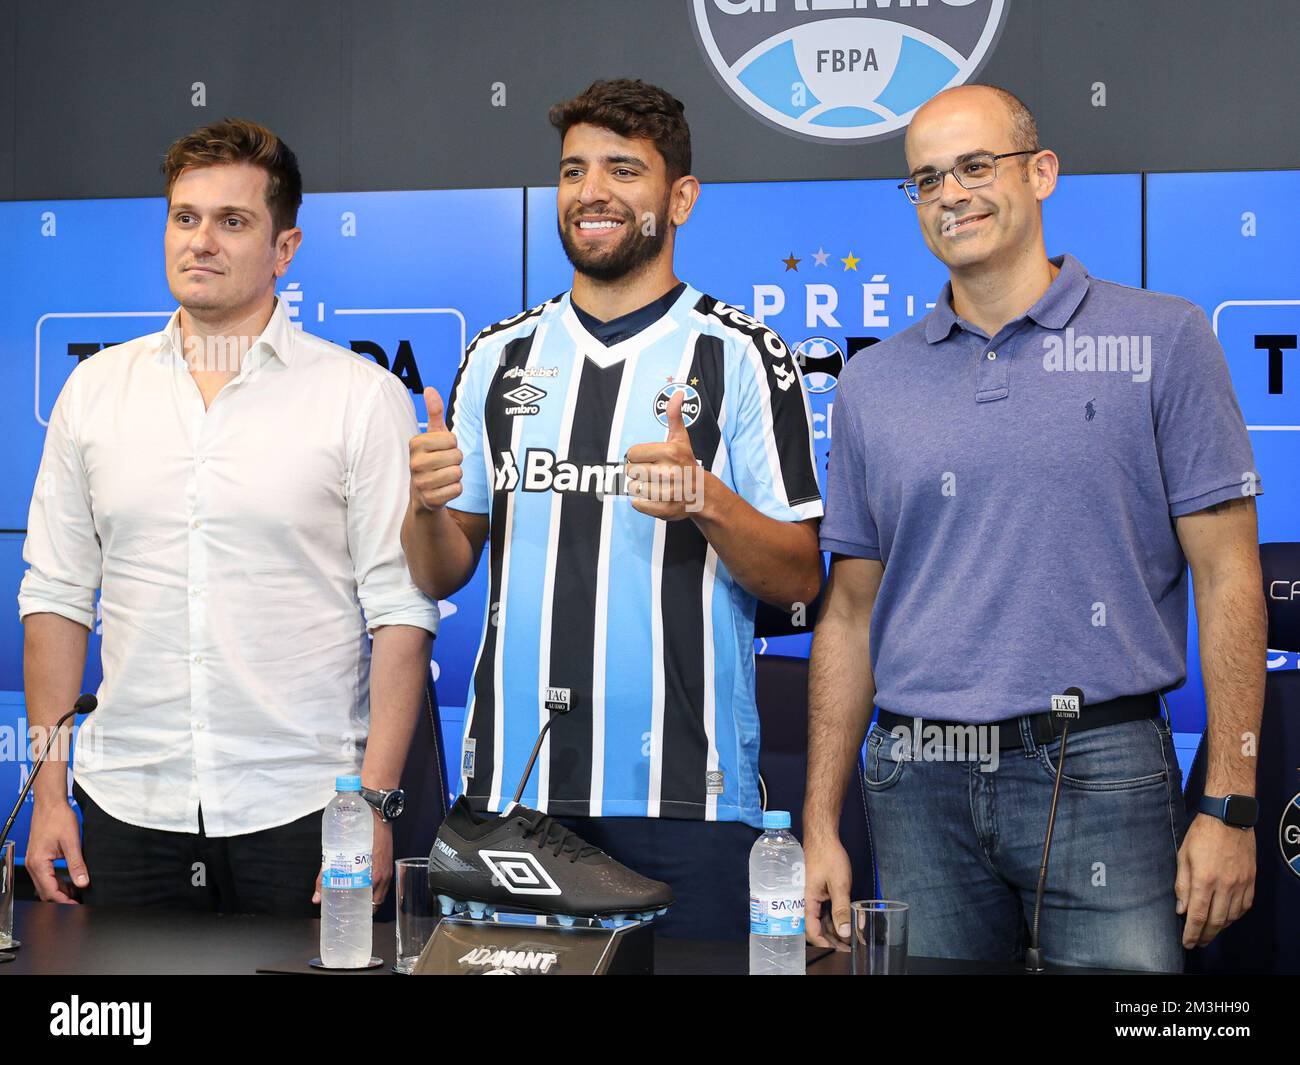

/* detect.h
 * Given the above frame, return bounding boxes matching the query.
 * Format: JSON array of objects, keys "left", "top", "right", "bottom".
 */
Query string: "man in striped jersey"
[{"left": 402, "top": 80, "right": 823, "bottom": 939}]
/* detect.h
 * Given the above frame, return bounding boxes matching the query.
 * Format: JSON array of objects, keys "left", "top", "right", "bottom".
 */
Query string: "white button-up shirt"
[{"left": 18, "top": 298, "right": 438, "bottom": 835}]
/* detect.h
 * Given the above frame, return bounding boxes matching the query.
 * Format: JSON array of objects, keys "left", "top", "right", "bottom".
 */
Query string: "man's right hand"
[
  {"left": 409, "top": 386, "right": 464, "bottom": 512},
  {"left": 26, "top": 797, "right": 89, "bottom": 904},
  {"left": 804, "top": 833, "right": 853, "bottom": 951}
]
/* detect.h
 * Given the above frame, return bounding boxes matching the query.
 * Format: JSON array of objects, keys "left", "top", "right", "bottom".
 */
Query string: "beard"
[{"left": 557, "top": 199, "right": 670, "bottom": 283}]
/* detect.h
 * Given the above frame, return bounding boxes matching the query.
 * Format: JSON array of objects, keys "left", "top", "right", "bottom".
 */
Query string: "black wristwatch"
[
  {"left": 359, "top": 785, "right": 406, "bottom": 823},
  {"left": 1197, "top": 793, "right": 1259, "bottom": 829}
]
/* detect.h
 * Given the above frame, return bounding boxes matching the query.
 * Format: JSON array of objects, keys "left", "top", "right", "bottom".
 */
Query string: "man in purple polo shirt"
[{"left": 802, "top": 85, "right": 1266, "bottom": 971}]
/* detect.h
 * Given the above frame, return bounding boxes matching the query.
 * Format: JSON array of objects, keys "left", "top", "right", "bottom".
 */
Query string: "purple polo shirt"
[{"left": 820, "top": 254, "right": 1262, "bottom": 723}]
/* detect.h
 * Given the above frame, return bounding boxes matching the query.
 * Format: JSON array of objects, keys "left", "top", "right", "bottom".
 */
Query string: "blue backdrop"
[
  {"left": 1146, "top": 172, "right": 1300, "bottom": 721},
  {"left": 2, "top": 173, "right": 1296, "bottom": 864},
  {"left": 0, "top": 189, "right": 523, "bottom": 855},
  {"left": 528, "top": 174, "right": 1145, "bottom": 651}
]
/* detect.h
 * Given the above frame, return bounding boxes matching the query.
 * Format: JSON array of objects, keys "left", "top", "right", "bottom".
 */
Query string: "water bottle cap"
[
  {"left": 335, "top": 775, "right": 362, "bottom": 792},
  {"left": 762, "top": 810, "right": 791, "bottom": 830}
]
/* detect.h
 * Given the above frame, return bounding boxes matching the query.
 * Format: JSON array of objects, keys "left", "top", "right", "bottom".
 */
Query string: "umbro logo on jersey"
[
  {"left": 493, "top": 449, "right": 625, "bottom": 496},
  {"left": 479, "top": 850, "right": 562, "bottom": 896},
  {"left": 502, "top": 383, "right": 546, "bottom": 416},
  {"left": 772, "top": 364, "right": 796, "bottom": 392}
]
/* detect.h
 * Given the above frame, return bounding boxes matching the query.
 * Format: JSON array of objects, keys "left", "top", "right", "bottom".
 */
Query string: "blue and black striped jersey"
[{"left": 446, "top": 284, "right": 822, "bottom": 827}]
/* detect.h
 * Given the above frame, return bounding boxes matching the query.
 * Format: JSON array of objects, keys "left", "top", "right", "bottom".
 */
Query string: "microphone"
[
  {"left": 1025, "top": 686, "right": 1083, "bottom": 973},
  {"left": 0, "top": 694, "right": 98, "bottom": 850},
  {"left": 507, "top": 688, "right": 573, "bottom": 810}
]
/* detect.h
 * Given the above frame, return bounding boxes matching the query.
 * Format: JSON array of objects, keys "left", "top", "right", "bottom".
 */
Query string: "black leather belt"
[{"left": 876, "top": 692, "right": 1162, "bottom": 750}]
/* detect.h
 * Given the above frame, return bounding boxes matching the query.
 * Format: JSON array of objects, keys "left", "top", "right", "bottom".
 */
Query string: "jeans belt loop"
[{"left": 1030, "top": 712, "right": 1057, "bottom": 749}]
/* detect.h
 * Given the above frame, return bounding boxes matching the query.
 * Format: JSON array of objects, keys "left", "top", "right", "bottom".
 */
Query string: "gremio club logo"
[
  {"left": 1282, "top": 792, "right": 1300, "bottom": 880},
  {"left": 689, "top": 0, "right": 1009, "bottom": 144},
  {"left": 653, "top": 381, "right": 702, "bottom": 427}
]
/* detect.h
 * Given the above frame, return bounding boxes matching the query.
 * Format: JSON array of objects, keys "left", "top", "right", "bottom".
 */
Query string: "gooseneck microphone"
[
  {"left": 1025, "top": 686, "right": 1083, "bottom": 973},
  {"left": 508, "top": 693, "right": 573, "bottom": 808},
  {"left": 0, "top": 693, "right": 98, "bottom": 850}
]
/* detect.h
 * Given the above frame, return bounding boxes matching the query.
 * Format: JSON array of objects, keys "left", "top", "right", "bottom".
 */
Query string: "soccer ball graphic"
[{"left": 793, "top": 337, "right": 844, "bottom": 394}]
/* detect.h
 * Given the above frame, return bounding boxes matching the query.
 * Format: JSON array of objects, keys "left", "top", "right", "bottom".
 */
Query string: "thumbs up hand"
[
  {"left": 624, "top": 389, "right": 706, "bottom": 521},
  {"left": 663, "top": 386, "right": 692, "bottom": 447},
  {"left": 409, "top": 386, "right": 464, "bottom": 511},
  {"left": 424, "top": 386, "right": 447, "bottom": 432}
]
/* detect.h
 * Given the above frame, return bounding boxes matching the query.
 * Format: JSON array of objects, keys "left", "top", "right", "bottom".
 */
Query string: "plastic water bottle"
[
  {"left": 320, "top": 775, "right": 373, "bottom": 968},
  {"left": 749, "top": 811, "right": 806, "bottom": 975}
]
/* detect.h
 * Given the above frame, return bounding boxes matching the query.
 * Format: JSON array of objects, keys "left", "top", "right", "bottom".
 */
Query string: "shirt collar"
[
  {"left": 924, "top": 254, "right": 1090, "bottom": 343},
  {"left": 571, "top": 281, "right": 688, "bottom": 348},
  {"left": 156, "top": 295, "right": 296, "bottom": 368}
]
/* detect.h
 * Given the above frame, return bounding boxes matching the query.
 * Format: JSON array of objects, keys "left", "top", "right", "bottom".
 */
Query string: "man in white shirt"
[{"left": 19, "top": 118, "right": 437, "bottom": 915}]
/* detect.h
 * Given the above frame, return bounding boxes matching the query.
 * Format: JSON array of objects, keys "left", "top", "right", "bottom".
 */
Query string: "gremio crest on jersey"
[{"left": 653, "top": 381, "right": 703, "bottom": 428}]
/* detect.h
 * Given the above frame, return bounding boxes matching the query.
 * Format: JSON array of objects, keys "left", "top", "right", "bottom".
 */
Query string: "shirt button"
[
  {"left": 986, "top": 351, "right": 997, "bottom": 361},
  {"left": 189, "top": 587, "right": 202, "bottom": 598},
  {"left": 191, "top": 519, "right": 201, "bottom": 529},
  {"left": 195, "top": 721, "right": 206, "bottom": 731},
  {"left": 192, "top": 654, "right": 203, "bottom": 664}
]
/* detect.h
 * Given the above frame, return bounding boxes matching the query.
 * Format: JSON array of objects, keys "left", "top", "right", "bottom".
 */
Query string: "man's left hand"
[
  {"left": 370, "top": 816, "right": 393, "bottom": 907},
  {"left": 625, "top": 390, "right": 707, "bottom": 521},
  {"left": 1175, "top": 813, "right": 1256, "bottom": 948},
  {"left": 310, "top": 812, "right": 394, "bottom": 908}
]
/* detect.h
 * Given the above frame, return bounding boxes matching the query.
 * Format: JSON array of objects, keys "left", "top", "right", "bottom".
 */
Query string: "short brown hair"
[
  {"left": 549, "top": 79, "right": 691, "bottom": 182},
  {"left": 161, "top": 118, "right": 303, "bottom": 238}
]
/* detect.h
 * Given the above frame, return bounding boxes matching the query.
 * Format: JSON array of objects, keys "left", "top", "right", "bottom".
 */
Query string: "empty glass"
[
  {"left": 851, "top": 900, "right": 907, "bottom": 974},
  {"left": 1, "top": 841, "right": 17, "bottom": 950},
  {"left": 394, "top": 858, "right": 436, "bottom": 974}
]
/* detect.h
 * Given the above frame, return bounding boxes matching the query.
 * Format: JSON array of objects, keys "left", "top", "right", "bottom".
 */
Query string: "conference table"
[{"left": 0, "top": 901, "right": 1127, "bottom": 975}]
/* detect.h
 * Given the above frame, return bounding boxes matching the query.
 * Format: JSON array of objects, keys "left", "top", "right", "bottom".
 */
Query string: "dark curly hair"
[{"left": 549, "top": 79, "right": 691, "bottom": 182}]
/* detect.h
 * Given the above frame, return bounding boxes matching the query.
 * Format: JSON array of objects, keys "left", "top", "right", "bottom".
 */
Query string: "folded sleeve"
[
  {"left": 819, "top": 387, "right": 881, "bottom": 560},
  {"left": 18, "top": 368, "right": 101, "bottom": 629},
  {"left": 1153, "top": 304, "right": 1262, "bottom": 517},
  {"left": 346, "top": 373, "right": 440, "bottom": 635},
  {"left": 729, "top": 328, "right": 824, "bottom": 522}
]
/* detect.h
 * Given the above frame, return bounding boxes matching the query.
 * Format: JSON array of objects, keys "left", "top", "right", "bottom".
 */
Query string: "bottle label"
[
  {"left": 750, "top": 893, "right": 805, "bottom": 936},
  {"left": 321, "top": 849, "right": 372, "bottom": 890}
]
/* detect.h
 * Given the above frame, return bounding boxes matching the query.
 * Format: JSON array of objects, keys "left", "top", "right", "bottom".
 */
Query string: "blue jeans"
[{"left": 863, "top": 715, "right": 1187, "bottom": 972}]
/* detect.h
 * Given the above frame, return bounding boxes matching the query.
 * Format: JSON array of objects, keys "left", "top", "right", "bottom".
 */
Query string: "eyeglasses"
[{"left": 898, "top": 150, "right": 1038, "bottom": 205}]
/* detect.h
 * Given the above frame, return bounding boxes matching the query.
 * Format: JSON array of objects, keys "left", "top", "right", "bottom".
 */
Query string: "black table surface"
[{"left": 0, "top": 901, "right": 1129, "bottom": 975}]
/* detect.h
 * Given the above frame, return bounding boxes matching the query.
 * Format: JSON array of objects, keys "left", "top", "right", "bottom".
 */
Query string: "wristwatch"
[
  {"left": 1197, "top": 793, "right": 1259, "bottom": 829},
  {"left": 359, "top": 785, "right": 406, "bottom": 823}
]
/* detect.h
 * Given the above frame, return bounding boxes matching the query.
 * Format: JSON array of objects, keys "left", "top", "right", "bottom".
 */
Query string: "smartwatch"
[
  {"left": 360, "top": 785, "right": 406, "bottom": 823},
  {"left": 1197, "top": 793, "right": 1259, "bottom": 829}
]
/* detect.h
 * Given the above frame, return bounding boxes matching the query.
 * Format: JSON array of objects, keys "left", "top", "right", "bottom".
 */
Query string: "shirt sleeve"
[
  {"left": 1154, "top": 303, "right": 1262, "bottom": 517},
  {"left": 18, "top": 367, "right": 101, "bottom": 629},
  {"left": 444, "top": 337, "right": 491, "bottom": 516},
  {"left": 819, "top": 382, "right": 881, "bottom": 560},
  {"left": 728, "top": 328, "right": 824, "bottom": 522},
  {"left": 346, "top": 373, "right": 440, "bottom": 635}
]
